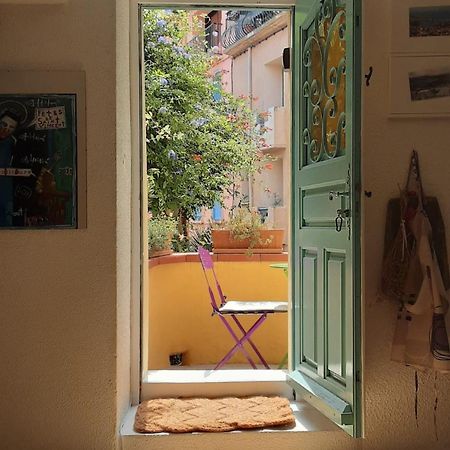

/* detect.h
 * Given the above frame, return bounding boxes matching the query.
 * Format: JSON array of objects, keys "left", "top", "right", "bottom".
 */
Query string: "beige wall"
[
  {"left": 360, "top": 0, "right": 450, "bottom": 448},
  {"left": 231, "top": 51, "right": 248, "bottom": 99},
  {"left": 229, "top": 25, "right": 290, "bottom": 237},
  {"left": 1, "top": 0, "right": 450, "bottom": 449},
  {"left": 231, "top": 27, "right": 289, "bottom": 112},
  {"left": 0, "top": 1, "right": 129, "bottom": 449},
  {"left": 116, "top": 0, "right": 133, "bottom": 436},
  {"left": 251, "top": 27, "right": 288, "bottom": 112}
]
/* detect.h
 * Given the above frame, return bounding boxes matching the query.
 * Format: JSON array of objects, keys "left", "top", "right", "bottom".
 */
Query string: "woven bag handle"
[{"left": 405, "top": 150, "right": 425, "bottom": 213}]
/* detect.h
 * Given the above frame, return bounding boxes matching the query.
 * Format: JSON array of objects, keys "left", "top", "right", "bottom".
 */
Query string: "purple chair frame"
[{"left": 197, "top": 246, "right": 288, "bottom": 370}]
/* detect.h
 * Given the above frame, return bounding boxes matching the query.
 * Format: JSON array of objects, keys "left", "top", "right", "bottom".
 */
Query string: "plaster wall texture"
[
  {"left": 0, "top": 1, "right": 125, "bottom": 449},
  {"left": 230, "top": 27, "right": 289, "bottom": 112},
  {"left": 116, "top": 0, "right": 132, "bottom": 433},
  {"left": 231, "top": 51, "right": 249, "bottom": 98},
  {"left": 359, "top": 1, "right": 450, "bottom": 448},
  {"left": 251, "top": 26, "right": 288, "bottom": 112}
]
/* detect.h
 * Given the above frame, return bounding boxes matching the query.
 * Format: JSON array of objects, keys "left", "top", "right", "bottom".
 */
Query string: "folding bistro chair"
[{"left": 197, "top": 246, "right": 288, "bottom": 370}]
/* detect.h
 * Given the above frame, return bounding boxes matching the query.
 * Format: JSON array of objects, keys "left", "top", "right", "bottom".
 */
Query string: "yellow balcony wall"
[{"left": 148, "top": 254, "right": 288, "bottom": 369}]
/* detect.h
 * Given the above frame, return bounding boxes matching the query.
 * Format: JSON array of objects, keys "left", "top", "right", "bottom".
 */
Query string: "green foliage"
[
  {"left": 143, "top": 10, "right": 267, "bottom": 221},
  {"left": 189, "top": 226, "right": 213, "bottom": 251},
  {"left": 171, "top": 225, "right": 213, "bottom": 253},
  {"left": 148, "top": 215, "right": 177, "bottom": 252},
  {"left": 216, "top": 208, "right": 273, "bottom": 252}
]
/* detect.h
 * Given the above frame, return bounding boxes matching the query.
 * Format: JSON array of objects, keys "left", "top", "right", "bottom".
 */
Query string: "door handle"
[
  {"left": 329, "top": 190, "right": 349, "bottom": 200},
  {"left": 335, "top": 208, "right": 350, "bottom": 232}
]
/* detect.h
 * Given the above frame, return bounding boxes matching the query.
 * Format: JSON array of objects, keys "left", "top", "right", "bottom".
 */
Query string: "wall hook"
[{"left": 365, "top": 66, "right": 373, "bottom": 86}]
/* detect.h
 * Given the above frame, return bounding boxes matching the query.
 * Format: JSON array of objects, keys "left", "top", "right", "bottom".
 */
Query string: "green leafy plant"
[
  {"left": 143, "top": 10, "right": 270, "bottom": 236},
  {"left": 189, "top": 226, "right": 212, "bottom": 251},
  {"left": 171, "top": 224, "right": 212, "bottom": 253},
  {"left": 216, "top": 208, "right": 273, "bottom": 253},
  {"left": 148, "top": 215, "right": 177, "bottom": 255}
]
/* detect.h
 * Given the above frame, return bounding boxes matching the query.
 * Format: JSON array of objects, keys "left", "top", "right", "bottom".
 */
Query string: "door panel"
[
  {"left": 301, "top": 181, "right": 348, "bottom": 227},
  {"left": 301, "top": 249, "right": 318, "bottom": 367},
  {"left": 326, "top": 251, "right": 346, "bottom": 384}
]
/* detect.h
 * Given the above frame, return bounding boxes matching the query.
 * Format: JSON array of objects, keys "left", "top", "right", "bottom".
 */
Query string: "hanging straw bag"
[{"left": 380, "top": 151, "right": 424, "bottom": 303}]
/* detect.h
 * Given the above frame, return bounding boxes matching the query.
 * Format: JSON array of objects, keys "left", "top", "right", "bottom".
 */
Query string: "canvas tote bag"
[{"left": 389, "top": 153, "right": 450, "bottom": 372}]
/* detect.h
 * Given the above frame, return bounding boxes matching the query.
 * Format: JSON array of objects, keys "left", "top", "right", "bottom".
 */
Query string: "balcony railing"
[{"left": 222, "top": 10, "right": 281, "bottom": 49}]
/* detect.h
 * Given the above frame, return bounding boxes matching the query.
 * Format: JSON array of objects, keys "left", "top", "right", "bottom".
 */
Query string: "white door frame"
[{"left": 129, "top": 0, "right": 296, "bottom": 405}]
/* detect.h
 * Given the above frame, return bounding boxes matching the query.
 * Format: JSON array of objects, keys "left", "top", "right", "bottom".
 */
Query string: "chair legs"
[
  {"left": 230, "top": 315, "right": 270, "bottom": 369},
  {"left": 215, "top": 314, "right": 270, "bottom": 370}
]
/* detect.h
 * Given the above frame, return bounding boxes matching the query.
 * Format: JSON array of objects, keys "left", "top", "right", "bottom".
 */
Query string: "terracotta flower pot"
[
  {"left": 149, "top": 248, "right": 173, "bottom": 258},
  {"left": 211, "top": 229, "right": 284, "bottom": 254}
]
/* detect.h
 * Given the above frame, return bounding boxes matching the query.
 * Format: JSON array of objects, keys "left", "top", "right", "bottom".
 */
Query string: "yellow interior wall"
[{"left": 148, "top": 261, "right": 288, "bottom": 368}]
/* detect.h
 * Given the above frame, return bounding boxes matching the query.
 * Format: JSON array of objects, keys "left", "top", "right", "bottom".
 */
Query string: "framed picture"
[
  {"left": 390, "top": 54, "right": 450, "bottom": 116},
  {"left": 0, "top": 71, "right": 86, "bottom": 229},
  {"left": 391, "top": 0, "right": 450, "bottom": 53}
]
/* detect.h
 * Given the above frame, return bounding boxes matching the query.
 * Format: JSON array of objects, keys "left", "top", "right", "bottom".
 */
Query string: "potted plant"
[
  {"left": 211, "top": 208, "right": 284, "bottom": 254},
  {"left": 148, "top": 215, "right": 177, "bottom": 258}
]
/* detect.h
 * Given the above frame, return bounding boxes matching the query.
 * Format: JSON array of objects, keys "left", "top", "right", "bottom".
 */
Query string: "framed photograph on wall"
[
  {"left": 391, "top": 0, "right": 450, "bottom": 53},
  {"left": 0, "top": 71, "right": 86, "bottom": 229},
  {"left": 390, "top": 54, "right": 450, "bottom": 116}
]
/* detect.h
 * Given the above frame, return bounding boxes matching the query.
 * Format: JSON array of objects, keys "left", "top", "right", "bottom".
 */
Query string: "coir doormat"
[{"left": 134, "top": 396, "right": 296, "bottom": 433}]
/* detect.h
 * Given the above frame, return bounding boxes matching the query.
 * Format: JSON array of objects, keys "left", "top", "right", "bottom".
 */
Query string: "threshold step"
[
  {"left": 121, "top": 400, "right": 340, "bottom": 450},
  {"left": 142, "top": 368, "right": 292, "bottom": 399}
]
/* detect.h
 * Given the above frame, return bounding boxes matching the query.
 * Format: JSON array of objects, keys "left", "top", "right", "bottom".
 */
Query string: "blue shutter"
[
  {"left": 212, "top": 202, "right": 222, "bottom": 221},
  {"left": 194, "top": 208, "right": 202, "bottom": 221}
]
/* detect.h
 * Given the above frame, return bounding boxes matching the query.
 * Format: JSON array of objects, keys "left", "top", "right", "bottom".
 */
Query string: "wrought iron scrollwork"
[
  {"left": 222, "top": 10, "right": 281, "bottom": 49},
  {"left": 303, "top": 0, "right": 346, "bottom": 164}
]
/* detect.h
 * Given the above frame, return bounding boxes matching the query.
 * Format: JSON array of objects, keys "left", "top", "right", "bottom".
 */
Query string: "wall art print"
[
  {"left": 391, "top": 0, "right": 450, "bottom": 53},
  {"left": 390, "top": 55, "right": 450, "bottom": 116},
  {"left": 409, "top": 5, "right": 450, "bottom": 38},
  {"left": 0, "top": 94, "right": 77, "bottom": 228}
]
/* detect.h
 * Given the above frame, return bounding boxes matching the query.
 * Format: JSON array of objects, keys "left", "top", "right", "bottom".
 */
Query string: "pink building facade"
[{"left": 196, "top": 10, "right": 291, "bottom": 243}]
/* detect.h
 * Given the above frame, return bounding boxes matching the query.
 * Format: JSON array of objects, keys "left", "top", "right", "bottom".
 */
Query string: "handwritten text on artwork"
[{"left": 35, "top": 107, "right": 66, "bottom": 130}]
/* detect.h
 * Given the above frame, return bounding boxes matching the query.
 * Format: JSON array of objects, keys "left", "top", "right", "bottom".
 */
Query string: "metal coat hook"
[{"left": 365, "top": 66, "right": 373, "bottom": 86}]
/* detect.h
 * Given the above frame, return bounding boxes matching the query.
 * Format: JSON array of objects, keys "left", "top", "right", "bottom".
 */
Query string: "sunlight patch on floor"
[{"left": 144, "top": 367, "right": 287, "bottom": 384}]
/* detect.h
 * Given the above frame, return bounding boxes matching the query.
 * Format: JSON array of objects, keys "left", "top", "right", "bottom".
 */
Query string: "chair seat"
[{"left": 219, "top": 301, "right": 288, "bottom": 314}]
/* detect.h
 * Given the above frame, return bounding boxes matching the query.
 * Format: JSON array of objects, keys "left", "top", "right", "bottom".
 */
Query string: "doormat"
[{"left": 134, "top": 396, "right": 296, "bottom": 433}]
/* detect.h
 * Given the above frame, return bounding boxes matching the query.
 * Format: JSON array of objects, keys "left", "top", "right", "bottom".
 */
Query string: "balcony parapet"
[{"left": 149, "top": 251, "right": 288, "bottom": 269}]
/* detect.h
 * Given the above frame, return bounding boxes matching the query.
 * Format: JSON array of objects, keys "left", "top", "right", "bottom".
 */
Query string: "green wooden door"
[{"left": 289, "top": 0, "right": 361, "bottom": 436}]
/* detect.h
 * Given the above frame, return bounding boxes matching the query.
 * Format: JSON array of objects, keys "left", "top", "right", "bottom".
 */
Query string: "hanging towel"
[{"left": 388, "top": 152, "right": 450, "bottom": 372}]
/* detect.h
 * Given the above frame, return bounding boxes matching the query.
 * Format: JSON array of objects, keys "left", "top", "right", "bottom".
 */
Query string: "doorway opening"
[{"left": 143, "top": 7, "right": 292, "bottom": 379}]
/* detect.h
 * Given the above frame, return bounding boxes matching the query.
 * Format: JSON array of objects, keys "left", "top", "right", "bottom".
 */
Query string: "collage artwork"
[{"left": 0, "top": 94, "right": 77, "bottom": 228}]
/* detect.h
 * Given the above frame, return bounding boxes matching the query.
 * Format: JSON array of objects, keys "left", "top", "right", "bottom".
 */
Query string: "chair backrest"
[{"left": 198, "top": 246, "right": 226, "bottom": 312}]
